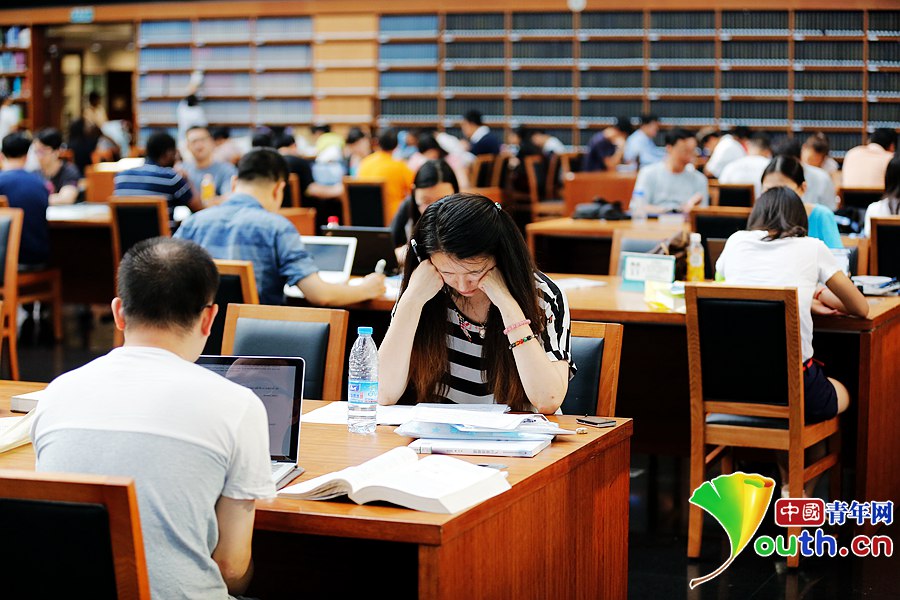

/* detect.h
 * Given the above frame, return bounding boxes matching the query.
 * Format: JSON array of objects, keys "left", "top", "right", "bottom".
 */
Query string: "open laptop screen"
[
  {"left": 299, "top": 235, "right": 356, "bottom": 283},
  {"left": 196, "top": 356, "right": 305, "bottom": 461}
]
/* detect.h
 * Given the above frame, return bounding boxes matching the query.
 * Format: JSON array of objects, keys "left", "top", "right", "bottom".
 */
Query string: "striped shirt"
[
  {"left": 113, "top": 161, "right": 193, "bottom": 209},
  {"left": 435, "top": 272, "right": 575, "bottom": 406}
]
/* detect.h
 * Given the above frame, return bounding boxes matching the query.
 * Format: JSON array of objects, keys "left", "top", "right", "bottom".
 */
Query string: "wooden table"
[
  {"left": 0, "top": 387, "right": 632, "bottom": 600},
  {"left": 526, "top": 218, "right": 686, "bottom": 274}
]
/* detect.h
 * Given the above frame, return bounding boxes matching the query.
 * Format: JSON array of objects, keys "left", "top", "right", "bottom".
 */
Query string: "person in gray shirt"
[
  {"left": 632, "top": 128, "right": 709, "bottom": 213},
  {"left": 185, "top": 125, "right": 238, "bottom": 201}
]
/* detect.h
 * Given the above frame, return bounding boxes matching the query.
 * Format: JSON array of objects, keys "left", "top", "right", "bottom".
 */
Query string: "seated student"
[
  {"left": 0, "top": 132, "right": 50, "bottom": 268},
  {"left": 114, "top": 131, "right": 203, "bottom": 213},
  {"left": 343, "top": 126, "right": 371, "bottom": 177},
  {"left": 175, "top": 147, "right": 385, "bottom": 306},
  {"left": 801, "top": 132, "right": 840, "bottom": 186},
  {"left": 356, "top": 128, "right": 415, "bottom": 218},
  {"left": 623, "top": 113, "right": 666, "bottom": 168},
  {"left": 702, "top": 127, "right": 748, "bottom": 179},
  {"left": 717, "top": 132, "right": 773, "bottom": 197},
  {"left": 761, "top": 155, "right": 842, "bottom": 249},
  {"left": 841, "top": 128, "right": 896, "bottom": 189},
  {"left": 32, "top": 237, "right": 275, "bottom": 599},
  {"left": 378, "top": 193, "right": 575, "bottom": 415},
  {"left": 632, "top": 128, "right": 709, "bottom": 213},
  {"left": 863, "top": 155, "right": 900, "bottom": 237},
  {"left": 582, "top": 116, "right": 632, "bottom": 172},
  {"left": 32, "top": 128, "right": 81, "bottom": 205},
  {"left": 210, "top": 126, "right": 243, "bottom": 165},
  {"left": 773, "top": 138, "right": 837, "bottom": 210},
  {"left": 183, "top": 125, "right": 237, "bottom": 201},
  {"left": 406, "top": 132, "right": 470, "bottom": 190},
  {"left": 460, "top": 109, "right": 502, "bottom": 156},
  {"left": 716, "top": 187, "right": 868, "bottom": 425},
  {"left": 390, "top": 159, "right": 460, "bottom": 255},
  {"left": 272, "top": 131, "right": 343, "bottom": 213}
]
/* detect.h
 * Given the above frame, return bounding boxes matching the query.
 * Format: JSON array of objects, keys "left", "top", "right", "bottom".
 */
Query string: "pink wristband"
[{"left": 503, "top": 319, "right": 532, "bottom": 335}]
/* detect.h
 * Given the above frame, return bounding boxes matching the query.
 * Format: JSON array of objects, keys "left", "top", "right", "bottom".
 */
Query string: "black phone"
[{"left": 576, "top": 416, "right": 616, "bottom": 428}]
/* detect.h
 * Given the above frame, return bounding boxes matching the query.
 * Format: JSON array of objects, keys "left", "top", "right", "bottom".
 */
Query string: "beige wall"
[{"left": 82, "top": 48, "right": 135, "bottom": 75}]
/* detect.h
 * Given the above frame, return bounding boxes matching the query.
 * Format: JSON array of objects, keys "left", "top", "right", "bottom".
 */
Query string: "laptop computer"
[
  {"left": 196, "top": 355, "right": 306, "bottom": 490},
  {"left": 320, "top": 225, "right": 399, "bottom": 276},
  {"left": 299, "top": 235, "right": 357, "bottom": 283}
]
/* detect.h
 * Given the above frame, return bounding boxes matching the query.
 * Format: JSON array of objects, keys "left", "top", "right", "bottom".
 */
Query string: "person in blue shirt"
[
  {"left": 460, "top": 109, "right": 501, "bottom": 156},
  {"left": 175, "top": 147, "right": 385, "bottom": 306},
  {"left": 760, "top": 155, "right": 842, "bottom": 249},
  {"left": 114, "top": 131, "right": 203, "bottom": 213},
  {"left": 0, "top": 132, "right": 50, "bottom": 267},
  {"left": 623, "top": 113, "right": 666, "bottom": 169}
]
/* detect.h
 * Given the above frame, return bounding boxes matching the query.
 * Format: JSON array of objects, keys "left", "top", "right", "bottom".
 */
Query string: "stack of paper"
[{"left": 396, "top": 407, "right": 574, "bottom": 458}]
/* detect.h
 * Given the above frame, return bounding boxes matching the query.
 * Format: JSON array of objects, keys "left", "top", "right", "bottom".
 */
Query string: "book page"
[
  {"left": 0, "top": 413, "right": 32, "bottom": 454},
  {"left": 278, "top": 446, "right": 418, "bottom": 499}
]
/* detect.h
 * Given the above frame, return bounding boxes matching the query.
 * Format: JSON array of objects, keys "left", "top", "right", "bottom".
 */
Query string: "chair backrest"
[
  {"left": 560, "top": 321, "right": 624, "bottom": 417},
  {"left": 870, "top": 216, "right": 900, "bottom": 278},
  {"left": 341, "top": 178, "right": 390, "bottom": 227},
  {"left": 491, "top": 153, "right": 511, "bottom": 188},
  {"left": 221, "top": 304, "right": 349, "bottom": 401},
  {"left": 109, "top": 198, "right": 172, "bottom": 273},
  {"left": 608, "top": 227, "right": 681, "bottom": 275},
  {"left": 0, "top": 195, "right": 8, "bottom": 207},
  {"left": 285, "top": 173, "right": 301, "bottom": 208},
  {"left": 690, "top": 206, "right": 751, "bottom": 278},
  {"left": 558, "top": 151, "right": 584, "bottom": 177},
  {"left": 204, "top": 260, "right": 259, "bottom": 355},
  {"left": 0, "top": 469, "right": 150, "bottom": 599},
  {"left": 0, "top": 208, "right": 23, "bottom": 334},
  {"left": 562, "top": 171, "right": 637, "bottom": 216},
  {"left": 85, "top": 164, "right": 118, "bottom": 203},
  {"left": 278, "top": 207, "right": 317, "bottom": 236},
  {"left": 713, "top": 183, "right": 755, "bottom": 207},
  {"left": 470, "top": 154, "right": 496, "bottom": 188},
  {"left": 840, "top": 235, "right": 868, "bottom": 276},
  {"left": 545, "top": 152, "right": 562, "bottom": 200},
  {"left": 462, "top": 187, "right": 504, "bottom": 204},
  {"left": 685, "top": 284, "right": 803, "bottom": 427},
  {"left": 838, "top": 187, "right": 884, "bottom": 210}
]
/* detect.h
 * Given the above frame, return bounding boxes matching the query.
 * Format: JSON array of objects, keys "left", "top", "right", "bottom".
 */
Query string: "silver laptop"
[
  {"left": 300, "top": 235, "right": 357, "bottom": 283},
  {"left": 196, "top": 355, "right": 306, "bottom": 489}
]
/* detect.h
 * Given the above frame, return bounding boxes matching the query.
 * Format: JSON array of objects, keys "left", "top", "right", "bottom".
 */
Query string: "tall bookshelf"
[
  {"left": 129, "top": 8, "right": 900, "bottom": 155},
  {"left": 0, "top": 25, "right": 36, "bottom": 131}
]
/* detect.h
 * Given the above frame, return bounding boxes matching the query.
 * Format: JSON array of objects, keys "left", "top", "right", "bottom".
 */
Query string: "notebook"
[
  {"left": 196, "top": 355, "right": 306, "bottom": 489},
  {"left": 320, "top": 225, "right": 399, "bottom": 276},
  {"left": 299, "top": 235, "right": 357, "bottom": 283}
]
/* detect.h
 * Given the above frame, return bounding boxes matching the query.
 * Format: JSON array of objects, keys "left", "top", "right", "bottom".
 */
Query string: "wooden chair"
[
  {"left": 685, "top": 284, "right": 841, "bottom": 569},
  {"left": 560, "top": 321, "right": 624, "bottom": 417},
  {"left": 285, "top": 173, "right": 301, "bottom": 208},
  {"left": 490, "top": 153, "right": 512, "bottom": 189},
  {"left": 869, "top": 216, "right": 900, "bottom": 278},
  {"left": 837, "top": 187, "right": 883, "bottom": 211},
  {"left": 840, "top": 235, "right": 869, "bottom": 276},
  {"left": 0, "top": 469, "right": 151, "bottom": 599},
  {"left": 461, "top": 187, "right": 503, "bottom": 204},
  {"left": 85, "top": 164, "right": 117, "bottom": 203},
  {"left": 558, "top": 151, "right": 584, "bottom": 179},
  {"left": 690, "top": 206, "right": 752, "bottom": 279},
  {"left": 204, "top": 260, "right": 259, "bottom": 355},
  {"left": 523, "top": 155, "right": 565, "bottom": 220},
  {"left": 608, "top": 227, "right": 682, "bottom": 276},
  {"left": 711, "top": 183, "right": 755, "bottom": 207},
  {"left": 544, "top": 152, "right": 563, "bottom": 201},
  {"left": 562, "top": 171, "right": 637, "bottom": 217},
  {"left": 0, "top": 208, "right": 23, "bottom": 379},
  {"left": 469, "top": 154, "right": 496, "bottom": 188},
  {"left": 340, "top": 178, "right": 390, "bottom": 227},
  {"left": 222, "top": 304, "right": 349, "bottom": 401},
  {"left": 278, "top": 207, "right": 317, "bottom": 236}
]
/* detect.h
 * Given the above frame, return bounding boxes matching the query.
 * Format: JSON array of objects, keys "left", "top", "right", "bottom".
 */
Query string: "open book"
[{"left": 277, "top": 446, "right": 511, "bottom": 514}]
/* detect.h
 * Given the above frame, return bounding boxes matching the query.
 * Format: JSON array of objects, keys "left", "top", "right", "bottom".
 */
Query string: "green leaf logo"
[{"left": 689, "top": 472, "right": 775, "bottom": 588}]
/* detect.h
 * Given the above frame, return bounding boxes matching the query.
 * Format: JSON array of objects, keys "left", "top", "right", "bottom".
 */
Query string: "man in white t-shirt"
[
  {"left": 633, "top": 128, "right": 709, "bottom": 212},
  {"left": 31, "top": 237, "right": 275, "bottom": 600},
  {"left": 718, "top": 132, "right": 773, "bottom": 197},
  {"left": 703, "top": 127, "right": 748, "bottom": 179}
]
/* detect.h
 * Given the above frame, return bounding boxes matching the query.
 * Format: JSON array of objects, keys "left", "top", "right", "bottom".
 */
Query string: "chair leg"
[
  {"left": 6, "top": 320, "right": 19, "bottom": 381},
  {"left": 721, "top": 448, "right": 734, "bottom": 475},
  {"left": 687, "top": 441, "right": 705, "bottom": 558},
  {"left": 829, "top": 430, "right": 842, "bottom": 503},
  {"left": 787, "top": 445, "right": 804, "bottom": 568},
  {"left": 51, "top": 275, "right": 63, "bottom": 341}
]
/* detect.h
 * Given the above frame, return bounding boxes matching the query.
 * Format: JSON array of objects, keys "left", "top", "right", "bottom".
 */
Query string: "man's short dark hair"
[
  {"left": 237, "top": 147, "right": 288, "bottom": 184},
  {"left": 698, "top": 129, "right": 720, "bottom": 147},
  {"left": 772, "top": 137, "right": 802, "bottom": 160},
  {"left": 251, "top": 132, "right": 273, "bottom": 148},
  {"left": 640, "top": 113, "right": 659, "bottom": 125},
  {"left": 665, "top": 128, "right": 695, "bottom": 147},
  {"left": 117, "top": 237, "right": 219, "bottom": 332},
  {"left": 145, "top": 132, "right": 176, "bottom": 163},
  {"left": 210, "top": 126, "right": 230, "bottom": 140},
  {"left": 613, "top": 116, "right": 634, "bottom": 136},
  {"left": 870, "top": 128, "right": 898, "bottom": 151},
  {"left": 36, "top": 128, "right": 64, "bottom": 150},
  {"left": 273, "top": 132, "right": 295, "bottom": 150},
  {"left": 463, "top": 110, "right": 483, "bottom": 126},
  {"left": 312, "top": 124, "right": 331, "bottom": 135},
  {"left": 732, "top": 126, "right": 752, "bottom": 140},
  {"left": 345, "top": 127, "right": 366, "bottom": 145},
  {"left": 1, "top": 132, "right": 31, "bottom": 158},
  {"left": 88, "top": 90, "right": 101, "bottom": 104},
  {"left": 748, "top": 131, "right": 771, "bottom": 152},
  {"left": 377, "top": 128, "right": 399, "bottom": 152}
]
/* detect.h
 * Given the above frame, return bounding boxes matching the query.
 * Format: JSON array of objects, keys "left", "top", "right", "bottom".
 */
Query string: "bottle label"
[{"left": 348, "top": 380, "right": 378, "bottom": 405}]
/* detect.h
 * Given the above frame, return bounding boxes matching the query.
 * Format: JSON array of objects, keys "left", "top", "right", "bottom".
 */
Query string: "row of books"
[
  {"left": 138, "top": 18, "right": 312, "bottom": 45},
  {"left": 0, "top": 52, "right": 26, "bottom": 74},
  {"left": 138, "top": 99, "right": 312, "bottom": 124},
  {"left": 139, "top": 46, "right": 312, "bottom": 71}
]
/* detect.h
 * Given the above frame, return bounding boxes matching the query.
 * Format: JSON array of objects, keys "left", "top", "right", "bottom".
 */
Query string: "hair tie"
[{"left": 494, "top": 201, "right": 502, "bottom": 211}]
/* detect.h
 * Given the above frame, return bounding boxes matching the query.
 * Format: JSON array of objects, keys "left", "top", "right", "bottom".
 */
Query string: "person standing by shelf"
[{"left": 82, "top": 91, "right": 108, "bottom": 132}]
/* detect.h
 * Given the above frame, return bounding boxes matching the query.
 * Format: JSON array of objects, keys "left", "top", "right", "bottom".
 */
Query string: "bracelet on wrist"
[
  {"left": 508, "top": 334, "right": 537, "bottom": 351},
  {"left": 502, "top": 319, "right": 531, "bottom": 335}
]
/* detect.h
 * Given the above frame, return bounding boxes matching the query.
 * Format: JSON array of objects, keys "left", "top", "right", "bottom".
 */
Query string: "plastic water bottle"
[
  {"left": 687, "top": 232, "right": 705, "bottom": 282},
  {"left": 348, "top": 326, "right": 378, "bottom": 434},
  {"left": 630, "top": 189, "right": 647, "bottom": 225}
]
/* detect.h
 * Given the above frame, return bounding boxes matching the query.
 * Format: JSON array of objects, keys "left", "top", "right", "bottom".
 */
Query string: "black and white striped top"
[{"left": 440, "top": 272, "right": 575, "bottom": 405}]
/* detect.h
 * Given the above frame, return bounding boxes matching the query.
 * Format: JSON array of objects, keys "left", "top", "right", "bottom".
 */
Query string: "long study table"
[{"left": 0, "top": 384, "right": 632, "bottom": 600}]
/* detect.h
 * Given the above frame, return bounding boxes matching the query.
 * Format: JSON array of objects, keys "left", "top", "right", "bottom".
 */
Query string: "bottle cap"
[
  {"left": 327, "top": 216, "right": 339, "bottom": 224},
  {"left": 690, "top": 232, "right": 701, "bottom": 243},
  {"left": 358, "top": 326, "right": 373, "bottom": 335}
]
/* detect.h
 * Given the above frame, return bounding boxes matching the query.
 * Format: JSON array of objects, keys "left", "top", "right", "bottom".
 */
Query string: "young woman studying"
[
  {"left": 378, "top": 193, "right": 574, "bottom": 414},
  {"left": 716, "top": 187, "right": 869, "bottom": 425},
  {"left": 863, "top": 154, "right": 900, "bottom": 237},
  {"left": 760, "top": 155, "right": 843, "bottom": 249}
]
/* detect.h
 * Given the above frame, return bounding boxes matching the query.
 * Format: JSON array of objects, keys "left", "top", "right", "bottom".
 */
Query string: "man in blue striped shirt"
[{"left": 114, "top": 131, "right": 202, "bottom": 213}]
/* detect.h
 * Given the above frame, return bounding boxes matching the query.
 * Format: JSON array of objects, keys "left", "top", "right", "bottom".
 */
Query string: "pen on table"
[
  {"left": 477, "top": 463, "right": 508, "bottom": 470},
  {"left": 374, "top": 259, "right": 387, "bottom": 275},
  {"left": 879, "top": 278, "right": 898, "bottom": 288}
]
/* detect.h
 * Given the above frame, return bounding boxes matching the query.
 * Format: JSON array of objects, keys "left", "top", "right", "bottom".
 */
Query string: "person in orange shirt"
[{"left": 356, "top": 128, "right": 414, "bottom": 218}]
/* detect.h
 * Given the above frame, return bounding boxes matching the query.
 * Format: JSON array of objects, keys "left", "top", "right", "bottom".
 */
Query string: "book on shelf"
[
  {"left": 408, "top": 437, "right": 552, "bottom": 458},
  {"left": 277, "top": 446, "right": 510, "bottom": 514}
]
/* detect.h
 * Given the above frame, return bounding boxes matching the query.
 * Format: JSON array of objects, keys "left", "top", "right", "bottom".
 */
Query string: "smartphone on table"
[{"left": 575, "top": 416, "right": 617, "bottom": 428}]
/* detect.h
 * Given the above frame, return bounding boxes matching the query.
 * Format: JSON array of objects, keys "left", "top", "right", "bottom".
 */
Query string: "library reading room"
[{"left": 0, "top": 0, "right": 897, "bottom": 598}]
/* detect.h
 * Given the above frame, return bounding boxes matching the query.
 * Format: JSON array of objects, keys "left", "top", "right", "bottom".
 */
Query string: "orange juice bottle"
[{"left": 687, "top": 232, "right": 705, "bottom": 282}]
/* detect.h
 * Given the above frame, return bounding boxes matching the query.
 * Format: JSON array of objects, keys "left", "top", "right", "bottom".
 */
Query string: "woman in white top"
[
  {"left": 716, "top": 187, "right": 869, "bottom": 424},
  {"left": 863, "top": 155, "right": 900, "bottom": 238}
]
